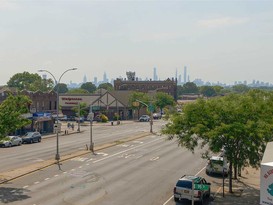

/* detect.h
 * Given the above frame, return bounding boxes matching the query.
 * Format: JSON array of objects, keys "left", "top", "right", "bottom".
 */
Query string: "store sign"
[{"left": 260, "top": 162, "right": 273, "bottom": 205}]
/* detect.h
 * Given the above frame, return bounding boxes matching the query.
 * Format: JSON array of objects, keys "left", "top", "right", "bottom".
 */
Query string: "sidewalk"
[{"left": 211, "top": 167, "right": 260, "bottom": 205}]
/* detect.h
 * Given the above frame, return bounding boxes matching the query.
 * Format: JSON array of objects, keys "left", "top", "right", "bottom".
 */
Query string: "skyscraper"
[
  {"left": 153, "top": 67, "right": 158, "bottom": 81},
  {"left": 83, "top": 74, "right": 87, "bottom": 83},
  {"left": 184, "top": 66, "right": 187, "bottom": 83}
]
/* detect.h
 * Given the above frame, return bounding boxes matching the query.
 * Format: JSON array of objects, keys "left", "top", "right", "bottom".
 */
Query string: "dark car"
[{"left": 22, "top": 132, "right": 42, "bottom": 144}]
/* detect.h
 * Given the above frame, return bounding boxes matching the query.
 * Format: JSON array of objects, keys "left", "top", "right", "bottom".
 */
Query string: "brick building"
[{"left": 113, "top": 77, "right": 177, "bottom": 101}]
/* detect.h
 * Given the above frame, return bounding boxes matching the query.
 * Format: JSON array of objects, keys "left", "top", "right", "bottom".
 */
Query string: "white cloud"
[{"left": 198, "top": 17, "right": 248, "bottom": 28}]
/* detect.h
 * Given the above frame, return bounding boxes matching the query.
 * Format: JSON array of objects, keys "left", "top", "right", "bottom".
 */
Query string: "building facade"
[{"left": 113, "top": 77, "right": 177, "bottom": 101}]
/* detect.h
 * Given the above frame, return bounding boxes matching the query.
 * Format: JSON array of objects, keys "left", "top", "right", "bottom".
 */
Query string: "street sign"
[
  {"left": 92, "top": 106, "right": 100, "bottom": 111},
  {"left": 148, "top": 104, "right": 155, "bottom": 112},
  {"left": 133, "top": 102, "right": 140, "bottom": 107},
  {"left": 194, "top": 184, "right": 210, "bottom": 191},
  {"left": 87, "top": 112, "right": 94, "bottom": 121}
]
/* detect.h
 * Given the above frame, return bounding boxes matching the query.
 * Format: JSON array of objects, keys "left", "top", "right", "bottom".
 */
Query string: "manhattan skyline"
[{"left": 1, "top": 1, "right": 273, "bottom": 86}]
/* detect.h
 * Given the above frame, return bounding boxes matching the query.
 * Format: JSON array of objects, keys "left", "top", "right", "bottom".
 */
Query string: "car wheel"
[
  {"left": 38, "top": 138, "right": 41, "bottom": 142},
  {"left": 7, "top": 143, "right": 12, "bottom": 147},
  {"left": 18, "top": 141, "right": 22, "bottom": 146},
  {"left": 174, "top": 197, "right": 179, "bottom": 202},
  {"left": 30, "top": 140, "right": 33, "bottom": 144}
]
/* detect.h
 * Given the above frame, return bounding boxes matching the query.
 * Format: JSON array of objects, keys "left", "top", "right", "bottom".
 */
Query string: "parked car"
[
  {"left": 173, "top": 175, "right": 211, "bottom": 204},
  {"left": 22, "top": 132, "right": 42, "bottom": 144},
  {"left": 152, "top": 113, "right": 162, "bottom": 119},
  {"left": 0, "top": 136, "right": 22, "bottom": 147},
  {"left": 75, "top": 117, "right": 84, "bottom": 123},
  {"left": 139, "top": 115, "right": 150, "bottom": 122},
  {"left": 59, "top": 115, "right": 68, "bottom": 121},
  {"left": 206, "top": 156, "right": 229, "bottom": 176}
]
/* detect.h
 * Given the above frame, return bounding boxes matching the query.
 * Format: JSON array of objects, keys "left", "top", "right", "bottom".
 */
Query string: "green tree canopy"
[
  {"left": 162, "top": 90, "right": 273, "bottom": 193},
  {"left": 181, "top": 82, "right": 199, "bottom": 94},
  {"left": 67, "top": 88, "right": 89, "bottom": 94},
  {"left": 72, "top": 102, "right": 88, "bottom": 117},
  {"left": 7, "top": 72, "right": 53, "bottom": 92},
  {"left": 232, "top": 84, "right": 250, "bottom": 93},
  {"left": 98, "top": 83, "right": 113, "bottom": 91},
  {"left": 199, "top": 86, "right": 217, "bottom": 97},
  {"left": 128, "top": 92, "right": 150, "bottom": 118},
  {"left": 154, "top": 92, "right": 175, "bottom": 113},
  {"left": 81, "top": 82, "right": 97, "bottom": 93},
  {"left": 0, "top": 95, "right": 32, "bottom": 139},
  {"left": 54, "top": 83, "right": 68, "bottom": 94}
]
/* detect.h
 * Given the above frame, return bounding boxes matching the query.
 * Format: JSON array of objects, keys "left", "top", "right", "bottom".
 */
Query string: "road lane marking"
[
  {"left": 44, "top": 178, "right": 50, "bottom": 181},
  {"left": 23, "top": 185, "right": 29, "bottom": 189},
  {"left": 34, "top": 181, "right": 40, "bottom": 185},
  {"left": 54, "top": 174, "right": 59, "bottom": 177},
  {"left": 93, "top": 137, "right": 165, "bottom": 163},
  {"left": 150, "top": 156, "right": 159, "bottom": 161}
]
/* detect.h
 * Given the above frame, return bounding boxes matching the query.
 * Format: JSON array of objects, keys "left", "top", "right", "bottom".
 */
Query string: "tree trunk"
[
  {"left": 229, "top": 162, "right": 233, "bottom": 193},
  {"left": 238, "top": 165, "right": 241, "bottom": 177},
  {"left": 234, "top": 165, "right": 237, "bottom": 180}
]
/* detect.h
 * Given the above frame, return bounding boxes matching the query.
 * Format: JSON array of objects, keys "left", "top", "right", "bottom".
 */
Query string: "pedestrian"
[{"left": 71, "top": 123, "right": 74, "bottom": 131}]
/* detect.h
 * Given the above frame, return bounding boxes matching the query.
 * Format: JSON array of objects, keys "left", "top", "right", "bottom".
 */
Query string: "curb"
[{"left": 0, "top": 132, "right": 153, "bottom": 184}]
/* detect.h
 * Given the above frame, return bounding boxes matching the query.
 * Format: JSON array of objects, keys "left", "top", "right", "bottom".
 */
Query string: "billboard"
[{"left": 260, "top": 162, "right": 273, "bottom": 205}]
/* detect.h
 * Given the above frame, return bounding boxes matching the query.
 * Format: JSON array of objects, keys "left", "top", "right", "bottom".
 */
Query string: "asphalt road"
[
  {"left": 0, "top": 120, "right": 226, "bottom": 205},
  {"left": 0, "top": 127, "right": 213, "bottom": 205},
  {"left": 0, "top": 120, "right": 159, "bottom": 173}
]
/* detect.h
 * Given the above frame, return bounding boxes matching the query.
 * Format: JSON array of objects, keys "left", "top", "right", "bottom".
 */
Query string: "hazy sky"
[{"left": 1, "top": 0, "right": 273, "bottom": 86}]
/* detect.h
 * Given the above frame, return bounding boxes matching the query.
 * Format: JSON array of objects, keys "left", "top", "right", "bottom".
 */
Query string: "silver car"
[{"left": 0, "top": 136, "right": 23, "bottom": 147}]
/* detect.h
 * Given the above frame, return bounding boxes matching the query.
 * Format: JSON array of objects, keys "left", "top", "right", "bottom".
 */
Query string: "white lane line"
[
  {"left": 86, "top": 163, "right": 90, "bottom": 166},
  {"left": 54, "top": 174, "right": 59, "bottom": 177},
  {"left": 44, "top": 178, "right": 50, "bottom": 181},
  {"left": 150, "top": 156, "right": 159, "bottom": 161},
  {"left": 79, "top": 166, "right": 82, "bottom": 169},
  {"left": 23, "top": 185, "right": 29, "bottom": 189},
  {"left": 93, "top": 137, "right": 165, "bottom": 164},
  {"left": 162, "top": 165, "right": 206, "bottom": 205},
  {"left": 63, "top": 172, "right": 67, "bottom": 174},
  {"left": 34, "top": 181, "right": 40, "bottom": 185}
]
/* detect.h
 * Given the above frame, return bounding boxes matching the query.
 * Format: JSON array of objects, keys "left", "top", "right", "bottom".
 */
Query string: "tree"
[
  {"left": 67, "top": 88, "right": 89, "bottom": 94},
  {"left": 81, "top": 82, "right": 97, "bottom": 93},
  {"left": 232, "top": 84, "right": 250, "bottom": 93},
  {"left": 72, "top": 102, "right": 88, "bottom": 117},
  {"left": 162, "top": 90, "right": 273, "bottom": 193},
  {"left": 128, "top": 92, "right": 150, "bottom": 119},
  {"left": 154, "top": 92, "right": 175, "bottom": 114},
  {"left": 0, "top": 94, "right": 32, "bottom": 139},
  {"left": 54, "top": 83, "right": 68, "bottom": 94},
  {"left": 7, "top": 72, "right": 53, "bottom": 92},
  {"left": 199, "top": 86, "right": 217, "bottom": 97},
  {"left": 98, "top": 83, "right": 113, "bottom": 91},
  {"left": 182, "top": 82, "right": 199, "bottom": 94}
]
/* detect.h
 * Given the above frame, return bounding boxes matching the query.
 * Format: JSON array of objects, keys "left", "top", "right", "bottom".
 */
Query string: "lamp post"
[
  {"left": 38, "top": 68, "right": 77, "bottom": 162},
  {"left": 135, "top": 99, "right": 154, "bottom": 133}
]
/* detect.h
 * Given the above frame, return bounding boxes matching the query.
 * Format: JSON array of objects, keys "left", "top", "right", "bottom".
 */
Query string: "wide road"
[
  {"left": 0, "top": 126, "right": 212, "bottom": 205},
  {"left": 0, "top": 120, "right": 161, "bottom": 173}
]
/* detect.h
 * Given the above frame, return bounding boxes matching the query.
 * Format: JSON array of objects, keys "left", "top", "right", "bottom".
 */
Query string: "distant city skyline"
[{"left": 1, "top": 1, "right": 273, "bottom": 86}]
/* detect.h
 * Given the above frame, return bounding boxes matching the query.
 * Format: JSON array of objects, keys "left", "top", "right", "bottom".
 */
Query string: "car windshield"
[
  {"left": 211, "top": 159, "right": 224, "bottom": 166},
  {"left": 176, "top": 180, "right": 192, "bottom": 189},
  {"left": 24, "top": 132, "right": 34, "bottom": 137}
]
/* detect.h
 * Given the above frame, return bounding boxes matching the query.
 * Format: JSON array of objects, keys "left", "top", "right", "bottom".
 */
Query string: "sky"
[{"left": 1, "top": 0, "right": 273, "bottom": 86}]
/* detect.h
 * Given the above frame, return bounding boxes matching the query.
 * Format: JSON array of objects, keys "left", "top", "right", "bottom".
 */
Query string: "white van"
[{"left": 206, "top": 156, "right": 229, "bottom": 176}]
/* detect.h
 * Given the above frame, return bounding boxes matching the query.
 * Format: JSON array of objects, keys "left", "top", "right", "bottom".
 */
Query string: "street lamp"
[
  {"left": 38, "top": 68, "right": 77, "bottom": 162},
  {"left": 135, "top": 99, "right": 154, "bottom": 133}
]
